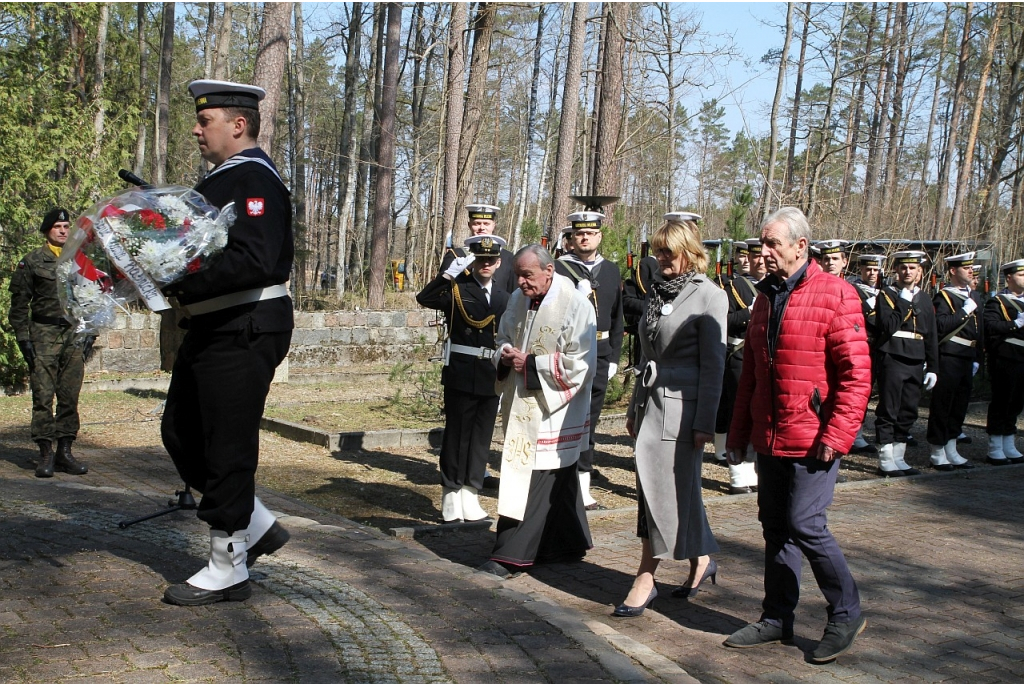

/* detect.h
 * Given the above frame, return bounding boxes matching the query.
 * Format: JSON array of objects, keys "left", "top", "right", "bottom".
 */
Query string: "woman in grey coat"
[{"left": 614, "top": 216, "right": 728, "bottom": 617}]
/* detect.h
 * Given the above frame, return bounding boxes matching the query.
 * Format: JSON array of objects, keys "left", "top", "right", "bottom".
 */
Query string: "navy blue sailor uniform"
[
  {"left": 715, "top": 273, "right": 757, "bottom": 436},
  {"left": 554, "top": 254, "right": 624, "bottom": 476},
  {"left": 416, "top": 270, "right": 509, "bottom": 493},
  {"left": 984, "top": 290, "right": 1024, "bottom": 446},
  {"left": 873, "top": 285, "right": 938, "bottom": 446},
  {"left": 161, "top": 147, "right": 294, "bottom": 534},
  {"left": 926, "top": 285, "right": 984, "bottom": 448}
]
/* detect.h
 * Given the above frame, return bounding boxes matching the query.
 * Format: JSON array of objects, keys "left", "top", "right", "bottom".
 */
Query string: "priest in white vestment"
[{"left": 478, "top": 245, "right": 597, "bottom": 578}]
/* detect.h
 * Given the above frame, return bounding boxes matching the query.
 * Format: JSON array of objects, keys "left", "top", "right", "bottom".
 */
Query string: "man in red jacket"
[{"left": 723, "top": 207, "right": 872, "bottom": 664}]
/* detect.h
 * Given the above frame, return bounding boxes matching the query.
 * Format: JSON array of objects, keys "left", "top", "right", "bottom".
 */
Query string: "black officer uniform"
[
  {"left": 874, "top": 252, "right": 938, "bottom": 453},
  {"left": 850, "top": 254, "right": 883, "bottom": 345},
  {"left": 416, "top": 236, "right": 509, "bottom": 502},
  {"left": 555, "top": 210, "right": 624, "bottom": 502},
  {"left": 161, "top": 90, "right": 294, "bottom": 537},
  {"left": 926, "top": 252, "right": 984, "bottom": 464},
  {"left": 984, "top": 259, "right": 1024, "bottom": 463},
  {"left": 8, "top": 208, "right": 89, "bottom": 478},
  {"left": 438, "top": 205, "right": 516, "bottom": 294},
  {"left": 715, "top": 241, "right": 759, "bottom": 439},
  {"left": 621, "top": 254, "right": 661, "bottom": 369}
]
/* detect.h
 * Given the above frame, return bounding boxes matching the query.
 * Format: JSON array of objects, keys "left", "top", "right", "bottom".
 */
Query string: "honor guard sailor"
[
  {"left": 416, "top": 235, "right": 510, "bottom": 522},
  {"left": 8, "top": 208, "right": 91, "bottom": 478},
  {"left": 439, "top": 204, "right": 516, "bottom": 294},
  {"left": 848, "top": 253, "right": 884, "bottom": 454},
  {"left": 983, "top": 259, "right": 1024, "bottom": 464},
  {"left": 161, "top": 79, "right": 294, "bottom": 606},
  {"left": 712, "top": 234, "right": 763, "bottom": 493},
  {"left": 873, "top": 251, "right": 938, "bottom": 477},
  {"left": 556, "top": 206, "right": 625, "bottom": 509},
  {"left": 816, "top": 240, "right": 851, "bottom": 280},
  {"left": 926, "top": 252, "right": 984, "bottom": 470}
]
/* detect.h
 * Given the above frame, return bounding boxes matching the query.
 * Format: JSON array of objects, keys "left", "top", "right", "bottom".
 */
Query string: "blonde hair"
[{"left": 650, "top": 220, "right": 708, "bottom": 273}]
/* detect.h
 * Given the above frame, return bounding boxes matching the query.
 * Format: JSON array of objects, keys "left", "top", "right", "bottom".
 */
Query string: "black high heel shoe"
[
  {"left": 671, "top": 558, "right": 718, "bottom": 598},
  {"left": 612, "top": 583, "right": 658, "bottom": 617}
]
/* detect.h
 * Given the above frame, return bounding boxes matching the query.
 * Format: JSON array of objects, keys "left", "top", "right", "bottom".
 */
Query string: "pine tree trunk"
[
  {"left": 254, "top": 2, "right": 292, "bottom": 152},
  {"left": 368, "top": 2, "right": 402, "bottom": 310},
  {"left": 761, "top": 2, "right": 793, "bottom": 221},
  {"left": 783, "top": 2, "right": 810, "bottom": 201},
  {"left": 152, "top": 2, "right": 174, "bottom": 184},
  {"left": 441, "top": 2, "right": 468, "bottom": 253},
  {"left": 334, "top": 2, "right": 362, "bottom": 298},
  {"left": 548, "top": 3, "right": 586, "bottom": 237},
  {"left": 935, "top": 2, "right": 974, "bottom": 238},
  {"left": 213, "top": 2, "right": 233, "bottom": 80},
  {"left": 919, "top": 4, "right": 951, "bottom": 225},
  {"left": 90, "top": 3, "right": 109, "bottom": 162},
  {"left": 292, "top": 3, "right": 307, "bottom": 299},
  {"left": 589, "top": 2, "right": 627, "bottom": 197},
  {"left": 132, "top": 3, "right": 148, "bottom": 177}
]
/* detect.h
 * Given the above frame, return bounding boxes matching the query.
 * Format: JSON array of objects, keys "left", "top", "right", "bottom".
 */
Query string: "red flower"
[
  {"left": 100, "top": 205, "right": 125, "bottom": 218},
  {"left": 138, "top": 208, "right": 166, "bottom": 230},
  {"left": 186, "top": 258, "right": 202, "bottom": 274}
]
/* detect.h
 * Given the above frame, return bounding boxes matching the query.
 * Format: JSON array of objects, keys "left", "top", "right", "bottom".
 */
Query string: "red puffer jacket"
[{"left": 727, "top": 260, "right": 872, "bottom": 458}]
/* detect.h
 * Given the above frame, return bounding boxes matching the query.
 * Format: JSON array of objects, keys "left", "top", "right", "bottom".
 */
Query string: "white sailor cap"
[
  {"left": 816, "top": 239, "right": 850, "bottom": 255},
  {"left": 466, "top": 204, "right": 499, "bottom": 220},
  {"left": 464, "top": 234, "right": 506, "bottom": 256},
  {"left": 858, "top": 253, "right": 885, "bottom": 266},
  {"left": 560, "top": 225, "right": 575, "bottom": 237},
  {"left": 663, "top": 211, "right": 702, "bottom": 224},
  {"left": 892, "top": 250, "right": 928, "bottom": 265},
  {"left": 810, "top": 245, "right": 821, "bottom": 256},
  {"left": 1001, "top": 258, "right": 1024, "bottom": 275},
  {"left": 744, "top": 238, "right": 763, "bottom": 254},
  {"left": 971, "top": 264, "right": 983, "bottom": 274},
  {"left": 188, "top": 79, "right": 265, "bottom": 111},
  {"left": 568, "top": 211, "right": 605, "bottom": 230},
  {"left": 944, "top": 251, "right": 975, "bottom": 268},
  {"left": 734, "top": 241, "right": 750, "bottom": 255}
]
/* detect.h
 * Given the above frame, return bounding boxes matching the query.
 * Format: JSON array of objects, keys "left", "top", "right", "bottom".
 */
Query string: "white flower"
[
  {"left": 157, "top": 194, "right": 191, "bottom": 218},
  {"left": 135, "top": 239, "right": 188, "bottom": 282}
]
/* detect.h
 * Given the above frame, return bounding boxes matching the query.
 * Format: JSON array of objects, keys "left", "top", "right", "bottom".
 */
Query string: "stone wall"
[{"left": 90, "top": 309, "right": 440, "bottom": 373}]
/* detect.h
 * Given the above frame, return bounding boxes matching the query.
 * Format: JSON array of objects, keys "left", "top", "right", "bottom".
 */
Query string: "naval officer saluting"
[
  {"left": 417, "top": 235, "right": 510, "bottom": 521},
  {"left": 161, "top": 80, "right": 293, "bottom": 606},
  {"left": 439, "top": 204, "right": 516, "bottom": 295}
]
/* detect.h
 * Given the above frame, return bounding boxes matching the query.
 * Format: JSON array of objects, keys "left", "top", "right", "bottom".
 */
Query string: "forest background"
[{"left": 2, "top": 2, "right": 1023, "bottom": 387}]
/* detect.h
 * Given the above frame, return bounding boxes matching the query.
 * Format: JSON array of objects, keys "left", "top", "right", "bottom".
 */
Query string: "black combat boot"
[
  {"left": 55, "top": 437, "right": 88, "bottom": 475},
  {"left": 35, "top": 440, "right": 55, "bottom": 478}
]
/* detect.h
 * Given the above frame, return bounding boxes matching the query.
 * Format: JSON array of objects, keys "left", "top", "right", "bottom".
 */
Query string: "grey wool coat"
[{"left": 627, "top": 274, "right": 728, "bottom": 560}]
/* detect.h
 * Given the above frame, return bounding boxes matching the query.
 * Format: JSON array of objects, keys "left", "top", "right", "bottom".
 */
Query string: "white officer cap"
[
  {"left": 944, "top": 251, "right": 975, "bottom": 268},
  {"left": 466, "top": 204, "right": 499, "bottom": 220},
  {"left": 816, "top": 239, "right": 850, "bottom": 255},
  {"left": 568, "top": 211, "right": 605, "bottom": 230},
  {"left": 188, "top": 80, "right": 265, "bottom": 111},
  {"left": 893, "top": 250, "right": 928, "bottom": 265},
  {"left": 744, "top": 238, "right": 763, "bottom": 254},
  {"left": 858, "top": 253, "right": 885, "bottom": 267},
  {"left": 1001, "top": 258, "right": 1024, "bottom": 275},
  {"left": 663, "top": 211, "right": 702, "bottom": 224},
  {"left": 560, "top": 225, "right": 574, "bottom": 237},
  {"left": 464, "top": 234, "right": 506, "bottom": 257}
]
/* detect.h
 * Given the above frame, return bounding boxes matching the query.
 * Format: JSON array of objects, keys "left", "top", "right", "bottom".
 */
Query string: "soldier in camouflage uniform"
[{"left": 8, "top": 208, "right": 89, "bottom": 478}]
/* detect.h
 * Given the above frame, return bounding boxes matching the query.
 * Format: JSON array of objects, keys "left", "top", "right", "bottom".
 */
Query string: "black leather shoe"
[
  {"left": 987, "top": 457, "right": 1010, "bottom": 466},
  {"left": 163, "top": 580, "right": 251, "bottom": 606},
  {"left": 905, "top": 435, "right": 918, "bottom": 447},
  {"left": 723, "top": 620, "right": 793, "bottom": 648},
  {"left": 850, "top": 444, "right": 878, "bottom": 455},
  {"left": 55, "top": 437, "right": 88, "bottom": 475},
  {"left": 1009, "top": 457, "right": 1024, "bottom": 465},
  {"left": 810, "top": 616, "right": 867, "bottom": 663},
  {"left": 612, "top": 584, "right": 657, "bottom": 618},
  {"left": 901, "top": 467, "right": 921, "bottom": 476},
  {"left": 729, "top": 485, "right": 757, "bottom": 495},
  {"left": 246, "top": 521, "right": 290, "bottom": 567},
  {"left": 671, "top": 558, "right": 717, "bottom": 598},
  {"left": 35, "top": 440, "right": 55, "bottom": 478},
  {"left": 953, "top": 461, "right": 975, "bottom": 470},
  {"left": 877, "top": 468, "right": 908, "bottom": 477},
  {"left": 957, "top": 434, "right": 973, "bottom": 445},
  {"left": 931, "top": 463, "right": 954, "bottom": 472}
]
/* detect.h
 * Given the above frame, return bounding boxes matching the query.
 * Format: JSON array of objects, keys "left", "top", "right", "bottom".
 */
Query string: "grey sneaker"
[
  {"left": 810, "top": 616, "right": 867, "bottom": 663},
  {"left": 723, "top": 620, "right": 793, "bottom": 648}
]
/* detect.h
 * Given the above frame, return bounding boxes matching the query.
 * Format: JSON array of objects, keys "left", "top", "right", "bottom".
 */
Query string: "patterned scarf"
[{"left": 645, "top": 270, "right": 696, "bottom": 333}]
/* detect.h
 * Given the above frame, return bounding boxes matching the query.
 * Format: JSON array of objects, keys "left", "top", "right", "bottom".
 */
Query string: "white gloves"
[
  {"left": 962, "top": 298, "right": 978, "bottom": 315},
  {"left": 923, "top": 372, "right": 938, "bottom": 391},
  {"left": 608, "top": 363, "right": 618, "bottom": 380},
  {"left": 973, "top": 362, "right": 980, "bottom": 377},
  {"left": 1016, "top": 312, "right": 1024, "bottom": 329},
  {"left": 899, "top": 288, "right": 915, "bottom": 302},
  {"left": 865, "top": 296, "right": 876, "bottom": 310},
  {"left": 576, "top": 279, "right": 593, "bottom": 297},
  {"left": 443, "top": 254, "right": 474, "bottom": 280}
]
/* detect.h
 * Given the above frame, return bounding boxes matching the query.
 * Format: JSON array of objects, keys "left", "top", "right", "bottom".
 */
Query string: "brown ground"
[{"left": 0, "top": 368, "right": 999, "bottom": 534}]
